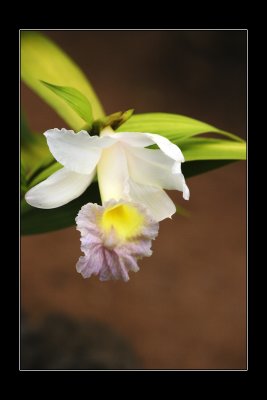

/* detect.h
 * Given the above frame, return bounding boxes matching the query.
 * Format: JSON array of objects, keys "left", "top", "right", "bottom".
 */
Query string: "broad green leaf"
[
  {"left": 117, "top": 113, "right": 245, "bottom": 179},
  {"left": 21, "top": 111, "right": 34, "bottom": 145},
  {"left": 21, "top": 31, "right": 105, "bottom": 131},
  {"left": 41, "top": 81, "right": 93, "bottom": 126},
  {"left": 179, "top": 137, "right": 246, "bottom": 179},
  {"left": 117, "top": 113, "right": 244, "bottom": 142},
  {"left": 20, "top": 159, "right": 27, "bottom": 196},
  {"left": 178, "top": 138, "right": 246, "bottom": 161},
  {"left": 21, "top": 183, "right": 101, "bottom": 235},
  {"left": 21, "top": 110, "right": 54, "bottom": 180},
  {"left": 27, "top": 159, "right": 62, "bottom": 190},
  {"left": 21, "top": 133, "right": 53, "bottom": 178},
  {"left": 21, "top": 198, "right": 32, "bottom": 216}
]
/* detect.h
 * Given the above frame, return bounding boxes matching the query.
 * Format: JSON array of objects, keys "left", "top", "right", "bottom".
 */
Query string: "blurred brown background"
[{"left": 21, "top": 30, "right": 246, "bottom": 370}]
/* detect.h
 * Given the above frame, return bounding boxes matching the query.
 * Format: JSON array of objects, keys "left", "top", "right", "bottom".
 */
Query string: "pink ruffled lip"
[{"left": 75, "top": 200, "right": 159, "bottom": 282}]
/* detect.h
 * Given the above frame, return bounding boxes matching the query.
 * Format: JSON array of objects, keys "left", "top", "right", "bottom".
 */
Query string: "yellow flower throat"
[{"left": 100, "top": 203, "right": 144, "bottom": 240}]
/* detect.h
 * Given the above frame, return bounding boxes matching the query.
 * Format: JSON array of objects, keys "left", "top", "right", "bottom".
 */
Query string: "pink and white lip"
[{"left": 75, "top": 200, "right": 159, "bottom": 282}]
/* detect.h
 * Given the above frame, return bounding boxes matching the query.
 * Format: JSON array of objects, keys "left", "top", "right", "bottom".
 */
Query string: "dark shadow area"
[{"left": 21, "top": 313, "right": 140, "bottom": 370}]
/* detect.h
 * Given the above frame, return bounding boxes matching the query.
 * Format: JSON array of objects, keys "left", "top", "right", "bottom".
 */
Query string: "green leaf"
[
  {"left": 21, "top": 110, "right": 54, "bottom": 181},
  {"left": 179, "top": 137, "right": 246, "bottom": 179},
  {"left": 117, "top": 113, "right": 244, "bottom": 142},
  {"left": 21, "top": 111, "right": 34, "bottom": 145},
  {"left": 21, "top": 183, "right": 101, "bottom": 235},
  {"left": 41, "top": 81, "right": 93, "bottom": 126},
  {"left": 118, "top": 113, "right": 246, "bottom": 179},
  {"left": 20, "top": 159, "right": 27, "bottom": 197},
  {"left": 21, "top": 31, "right": 105, "bottom": 130},
  {"left": 178, "top": 138, "right": 246, "bottom": 161},
  {"left": 27, "top": 159, "right": 62, "bottom": 189},
  {"left": 21, "top": 133, "right": 54, "bottom": 178}
]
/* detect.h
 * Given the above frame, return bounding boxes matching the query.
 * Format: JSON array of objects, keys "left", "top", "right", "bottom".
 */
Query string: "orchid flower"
[
  {"left": 25, "top": 126, "right": 189, "bottom": 281},
  {"left": 25, "top": 126, "right": 189, "bottom": 222}
]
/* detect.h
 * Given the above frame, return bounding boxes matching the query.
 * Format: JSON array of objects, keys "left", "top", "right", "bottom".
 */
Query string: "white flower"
[
  {"left": 25, "top": 126, "right": 189, "bottom": 221},
  {"left": 25, "top": 125, "right": 190, "bottom": 281},
  {"left": 76, "top": 199, "right": 159, "bottom": 281}
]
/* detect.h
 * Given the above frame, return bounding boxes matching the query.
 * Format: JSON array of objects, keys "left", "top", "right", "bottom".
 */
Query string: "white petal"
[
  {"left": 182, "top": 180, "right": 190, "bottom": 201},
  {"left": 112, "top": 131, "right": 185, "bottom": 162},
  {"left": 97, "top": 143, "right": 129, "bottom": 203},
  {"left": 125, "top": 146, "right": 185, "bottom": 191},
  {"left": 126, "top": 179, "right": 176, "bottom": 221},
  {"left": 110, "top": 132, "right": 153, "bottom": 147},
  {"left": 144, "top": 132, "right": 185, "bottom": 162},
  {"left": 25, "top": 167, "right": 95, "bottom": 209},
  {"left": 44, "top": 128, "right": 115, "bottom": 174}
]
